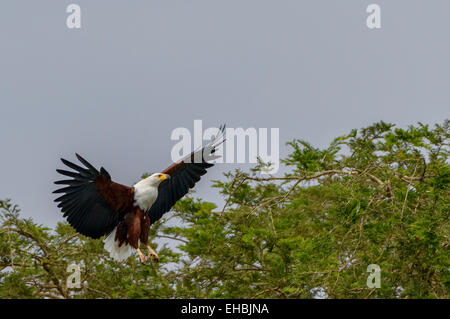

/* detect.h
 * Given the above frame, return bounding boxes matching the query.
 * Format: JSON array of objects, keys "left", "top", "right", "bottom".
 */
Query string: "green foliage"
[{"left": 1, "top": 121, "right": 448, "bottom": 298}]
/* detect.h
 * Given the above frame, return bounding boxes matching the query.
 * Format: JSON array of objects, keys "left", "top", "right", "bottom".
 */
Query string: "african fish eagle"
[{"left": 53, "top": 125, "right": 225, "bottom": 263}]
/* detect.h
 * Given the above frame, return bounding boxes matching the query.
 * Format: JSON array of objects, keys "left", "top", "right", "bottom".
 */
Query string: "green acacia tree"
[{"left": 1, "top": 120, "right": 448, "bottom": 298}]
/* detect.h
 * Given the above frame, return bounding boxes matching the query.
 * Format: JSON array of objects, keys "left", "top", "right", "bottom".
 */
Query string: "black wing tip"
[
  {"left": 56, "top": 168, "right": 74, "bottom": 175},
  {"left": 100, "top": 167, "right": 111, "bottom": 179},
  {"left": 75, "top": 153, "right": 84, "bottom": 162},
  {"left": 60, "top": 157, "right": 70, "bottom": 163},
  {"left": 215, "top": 124, "right": 226, "bottom": 142},
  {"left": 75, "top": 153, "right": 100, "bottom": 174},
  {"left": 60, "top": 157, "right": 76, "bottom": 167}
]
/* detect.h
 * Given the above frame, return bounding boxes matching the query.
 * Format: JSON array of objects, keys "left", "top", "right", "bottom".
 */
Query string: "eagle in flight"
[{"left": 53, "top": 125, "right": 225, "bottom": 264}]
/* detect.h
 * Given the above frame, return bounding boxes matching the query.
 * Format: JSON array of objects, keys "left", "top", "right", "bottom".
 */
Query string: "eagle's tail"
[{"left": 103, "top": 227, "right": 134, "bottom": 262}]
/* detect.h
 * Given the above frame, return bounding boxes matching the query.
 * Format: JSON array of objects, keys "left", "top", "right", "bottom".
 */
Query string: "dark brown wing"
[
  {"left": 148, "top": 125, "right": 225, "bottom": 223},
  {"left": 53, "top": 154, "right": 134, "bottom": 239}
]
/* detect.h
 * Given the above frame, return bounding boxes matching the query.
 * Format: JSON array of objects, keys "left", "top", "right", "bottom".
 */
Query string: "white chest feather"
[{"left": 133, "top": 182, "right": 158, "bottom": 211}]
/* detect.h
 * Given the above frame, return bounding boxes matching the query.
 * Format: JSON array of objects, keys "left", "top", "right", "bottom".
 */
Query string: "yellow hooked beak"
[{"left": 159, "top": 174, "right": 170, "bottom": 181}]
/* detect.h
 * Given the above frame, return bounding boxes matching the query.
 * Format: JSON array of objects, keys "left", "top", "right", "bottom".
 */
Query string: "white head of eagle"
[
  {"left": 53, "top": 125, "right": 225, "bottom": 264},
  {"left": 134, "top": 173, "right": 170, "bottom": 212}
]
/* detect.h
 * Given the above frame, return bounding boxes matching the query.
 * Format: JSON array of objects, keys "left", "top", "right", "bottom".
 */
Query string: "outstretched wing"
[
  {"left": 53, "top": 154, "right": 134, "bottom": 239},
  {"left": 148, "top": 125, "right": 225, "bottom": 223}
]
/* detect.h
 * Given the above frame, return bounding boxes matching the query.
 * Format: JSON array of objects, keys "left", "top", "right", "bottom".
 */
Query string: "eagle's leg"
[
  {"left": 139, "top": 210, "right": 158, "bottom": 262},
  {"left": 137, "top": 248, "right": 147, "bottom": 264},
  {"left": 146, "top": 244, "right": 159, "bottom": 262}
]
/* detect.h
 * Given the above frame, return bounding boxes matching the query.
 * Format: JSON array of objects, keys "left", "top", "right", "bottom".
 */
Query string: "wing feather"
[
  {"left": 53, "top": 154, "right": 134, "bottom": 239},
  {"left": 148, "top": 125, "right": 225, "bottom": 223}
]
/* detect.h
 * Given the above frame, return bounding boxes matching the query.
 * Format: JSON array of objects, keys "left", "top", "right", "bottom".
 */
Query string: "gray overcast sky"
[{"left": 0, "top": 1, "right": 449, "bottom": 227}]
